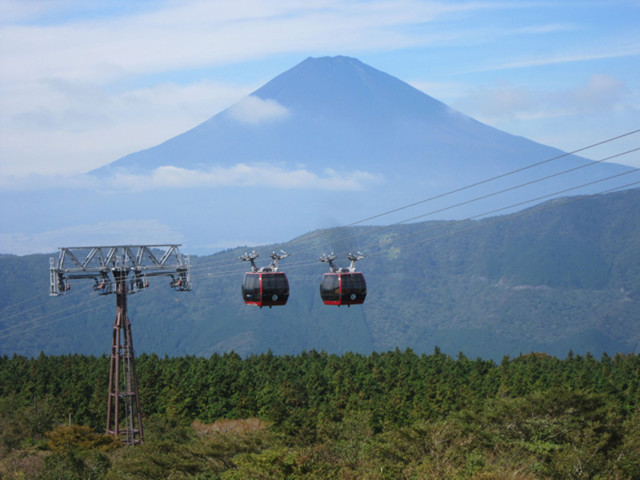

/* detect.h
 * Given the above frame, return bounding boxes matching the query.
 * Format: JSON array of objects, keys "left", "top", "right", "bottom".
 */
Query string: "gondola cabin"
[
  {"left": 318, "top": 252, "right": 367, "bottom": 307},
  {"left": 242, "top": 271, "right": 289, "bottom": 307},
  {"left": 320, "top": 271, "right": 366, "bottom": 306},
  {"left": 240, "top": 250, "right": 290, "bottom": 308}
]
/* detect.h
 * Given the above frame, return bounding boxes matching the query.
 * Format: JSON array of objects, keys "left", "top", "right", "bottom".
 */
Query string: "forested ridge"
[
  {"left": 2, "top": 188, "right": 639, "bottom": 360},
  {"left": 2, "top": 350, "right": 639, "bottom": 478}
]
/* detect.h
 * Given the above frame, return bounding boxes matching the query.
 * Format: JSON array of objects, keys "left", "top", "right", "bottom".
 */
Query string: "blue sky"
[
  {"left": 1, "top": 0, "right": 638, "bottom": 184},
  {"left": 0, "top": 0, "right": 640, "bottom": 186},
  {"left": 1, "top": 0, "right": 640, "bottom": 257}
]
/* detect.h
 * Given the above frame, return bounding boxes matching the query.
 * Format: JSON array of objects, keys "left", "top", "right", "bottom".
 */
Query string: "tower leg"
[{"left": 106, "top": 272, "right": 144, "bottom": 445}]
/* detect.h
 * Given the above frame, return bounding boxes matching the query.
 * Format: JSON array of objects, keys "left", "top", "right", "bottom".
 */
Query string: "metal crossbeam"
[
  {"left": 48, "top": 244, "right": 192, "bottom": 446},
  {"left": 50, "top": 245, "right": 191, "bottom": 296}
]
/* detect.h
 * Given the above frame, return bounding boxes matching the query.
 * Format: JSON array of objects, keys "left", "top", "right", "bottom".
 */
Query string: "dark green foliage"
[
  {"left": 471, "top": 389, "right": 623, "bottom": 478},
  {"left": 1, "top": 349, "right": 635, "bottom": 474},
  {"left": 0, "top": 393, "right": 55, "bottom": 454},
  {"left": 1, "top": 350, "right": 640, "bottom": 478},
  {"left": 39, "top": 450, "right": 111, "bottom": 480},
  {"left": 2, "top": 350, "right": 639, "bottom": 435},
  {"left": 46, "top": 424, "right": 120, "bottom": 453}
]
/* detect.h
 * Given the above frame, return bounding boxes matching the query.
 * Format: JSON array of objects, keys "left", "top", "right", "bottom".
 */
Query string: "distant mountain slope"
[
  {"left": 2, "top": 188, "right": 639, "bottom": 360},
  {"left": 87, "top": 56, "right": 633, "bottom": 252},
  {"left": 3, "top": 56, "right": 633, "bottom": 258},
  {"left": 94, "top": 56, "right": 627, "bottom": 184}
]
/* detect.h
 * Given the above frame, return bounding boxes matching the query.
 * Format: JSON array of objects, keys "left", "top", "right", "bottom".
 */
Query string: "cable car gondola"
[
  {"left": 240, "top": 251, "right": 290, "bottom": 308},
  {"left": 318, "top": 252, "right": 366, "bottom": 306}
]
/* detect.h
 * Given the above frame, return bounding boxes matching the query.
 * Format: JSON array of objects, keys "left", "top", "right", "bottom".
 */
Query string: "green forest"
[{"left": 1, "top": 349, "right": 639, "bottom": 479}]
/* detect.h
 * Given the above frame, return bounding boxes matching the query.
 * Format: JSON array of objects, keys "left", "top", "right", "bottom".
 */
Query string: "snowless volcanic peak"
[
  {"left": 91, "top": 55, "right": 479, "bottom": 176},
  {"left": 92, "top": 55, "right": 630, "bottom": 212},
  {"left": 252, "top": 55, "right": 450, "bottom": 117},
  {"left": 10, "top": 55, "right": 633, "bottom": 264}
]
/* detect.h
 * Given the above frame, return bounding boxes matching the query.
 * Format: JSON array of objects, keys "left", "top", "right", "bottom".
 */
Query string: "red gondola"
[
  {"left": 318, "top": 252, "right": 366, "bottom": 306},
  {"left": 240, "top": 251, "right": 290, "bottom": 308}
]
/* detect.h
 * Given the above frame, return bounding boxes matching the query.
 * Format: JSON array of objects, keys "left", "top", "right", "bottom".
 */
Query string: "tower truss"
[{"left": 49, "top": 245, "right": 191, "bottom": 445}]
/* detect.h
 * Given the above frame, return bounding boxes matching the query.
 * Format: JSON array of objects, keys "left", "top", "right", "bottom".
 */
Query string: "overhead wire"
[
  {"left": 178, "top": 128, "right": 640, "bottom": 277},
  {"left": 384, "top": 178, "right": 640, "bottom": 254},
  {"left": 1, "top": 129, "right": 638, "bottom": 340},
  {"left": 0, "top": 296, "right": 111, "bottom": 341},
  {"left": 361, "top": 169, "right": 640, "bottom": 256},
  {"left": 342, "top": 128, "right": 640, "bottom": 227},
  {"left": 184, "top": 146, "right": 640, "bottom": 284},
  {"left": 1, "top": 298, "right": 58, "bottom": 323},
  {"left": 27, "top": 131, "right": 640, "bottom": 293},
  {"left": 386, "top": 147, "right": 640, "bottom": 226},
  {"left": 269, "top": 145, "right": 640, "bottom": 263},
  {"left": 7, "top": 166, "right": 636, "bottom": 342}
]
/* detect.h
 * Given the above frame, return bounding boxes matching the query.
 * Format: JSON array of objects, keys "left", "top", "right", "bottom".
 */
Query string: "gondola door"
[
  {"left": 240, "top": 251, "right": 290, "bottom": 308},
  {"left": 318, "top": 252, "right": 366, "bottom": 306}
]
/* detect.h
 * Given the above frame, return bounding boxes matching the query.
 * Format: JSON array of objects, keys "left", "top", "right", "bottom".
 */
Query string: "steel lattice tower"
[
  {"left": 50, "top": 245, "right": 191, "bottom": 445},
  {"left": 106, "top": 269, "right": 143, "bottom": 444}
]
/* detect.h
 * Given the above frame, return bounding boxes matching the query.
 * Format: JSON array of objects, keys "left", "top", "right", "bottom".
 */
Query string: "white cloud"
[
  {"left": 0, "top": 172, "right": 94, "bottom": 191},
  {"left": 454, "top": 74, "right": 633, "bottom": 123},
  {"left": 475, "top": 44, "right": 640, "bottom": 73},
  {"left": 103, "top": 164, "right": 383, "bottom": 191},
  {"left": 227, "top": 96, "right": 290, "bottom": 124},
  {"left": 571, "top": 74, "right": 630, "bottom": 113},
  {"left": 2, "top": 0, "right": 463, "bottom": 177},
  {"left": 450, "top": 74, "right": 640, "bottom": 168},
  {"left": 0, "top": 1, "right": 474, "bottom": 86},
  {"left": 1, "top": 0, "right": 638, "bottom": 179},
  {"left": 0, "top": 79, "right": 252, "bottom": 176},
  {"left": 0, "top": 220, "right": 183, "bottom": 255},
  {"left": 0, "top": 163, "right": 383, "bottom": 192}
]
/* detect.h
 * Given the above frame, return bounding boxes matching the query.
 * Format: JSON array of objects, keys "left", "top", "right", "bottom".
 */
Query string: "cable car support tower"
[{"left": 49, "top": 245, "right": 191, "bottom": 445}]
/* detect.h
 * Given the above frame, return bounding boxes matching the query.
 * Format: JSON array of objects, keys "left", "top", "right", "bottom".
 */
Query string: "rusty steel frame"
[
  {"left": 106, "top": 270, "right": 144, "bottom": 445},
  {"left": 49, "top": 244, "right": 191, "bottom": 445}
]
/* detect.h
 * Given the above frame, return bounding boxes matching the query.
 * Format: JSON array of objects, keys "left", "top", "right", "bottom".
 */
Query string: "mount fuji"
[
  {"left": 3, "top": 56, "right": 633, "bottom": 255},
  {"left": 90, "top": 56, "right": 630, "bottom": 252},
  {"left": 2, "top": 57, "right": 639, "bottom": 358},
  {"left": 95, "top": 56, "right": 624, "bottom": 181},
  {"left": 96, "top": 55, "right": 519, "bottom": 178}
]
